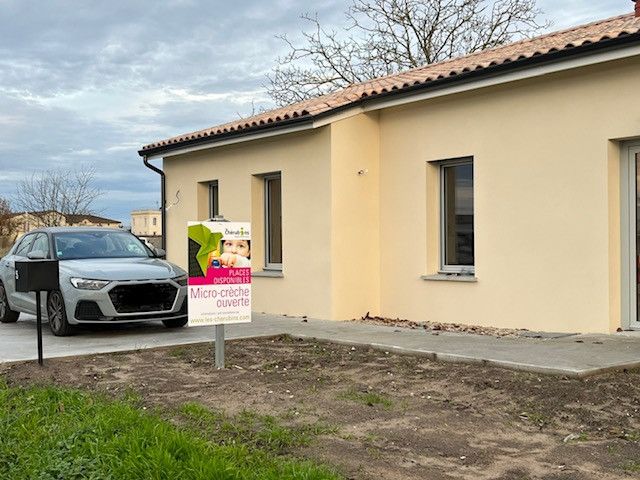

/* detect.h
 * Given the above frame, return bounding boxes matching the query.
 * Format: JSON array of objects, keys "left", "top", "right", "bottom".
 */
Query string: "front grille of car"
[
  {"left": 108, "top": 283, "right": 178, "bottom": 314},
  {"left": 75, "top": 301, "right": 104, "bottom": 321},
  {"left": 177, "top": 298, "right": 187, "bottom": 315}
]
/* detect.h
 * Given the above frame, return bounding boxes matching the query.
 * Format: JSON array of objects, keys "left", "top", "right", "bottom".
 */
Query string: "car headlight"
[
  {"left": 172, "top": 275, "right": 188, "bottom": 286},
  {"left": 70, "top": 278, "right": 111, "bottom": 290}
]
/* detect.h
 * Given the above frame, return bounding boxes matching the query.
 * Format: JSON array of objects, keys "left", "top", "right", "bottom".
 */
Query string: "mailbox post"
[{"left": 15, "top": 259, "right": 60, "bottom": 366}]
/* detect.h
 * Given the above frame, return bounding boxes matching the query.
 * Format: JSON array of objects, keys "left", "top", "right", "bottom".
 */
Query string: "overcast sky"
[{"left": 0, "top": 0, "right": 631, "bottom": 224}]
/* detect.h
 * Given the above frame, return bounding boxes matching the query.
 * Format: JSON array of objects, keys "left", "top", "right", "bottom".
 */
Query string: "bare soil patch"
[{"left": 2, "top": 336, "right": 640, "bottom": 479}]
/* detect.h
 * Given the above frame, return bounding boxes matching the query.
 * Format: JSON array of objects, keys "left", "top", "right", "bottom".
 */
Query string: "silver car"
[{"left": 0, "top": 227, "right": 187, "bottom": 336}]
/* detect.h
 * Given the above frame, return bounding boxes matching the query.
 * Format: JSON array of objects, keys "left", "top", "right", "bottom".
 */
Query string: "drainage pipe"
[{"left": 142, "top": 155, "right": 166, "bottom": 251}]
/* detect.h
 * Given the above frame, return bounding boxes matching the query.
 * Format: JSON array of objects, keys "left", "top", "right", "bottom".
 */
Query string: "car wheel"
[
  {"left": 162, "top": 317, "right": 188, "bottom": 328},
  {"left": 47, "top": 290, "right": 74, "bottom": 336},
  {"left": 0, "top": 282, "right": 19, "bottom": 323}
]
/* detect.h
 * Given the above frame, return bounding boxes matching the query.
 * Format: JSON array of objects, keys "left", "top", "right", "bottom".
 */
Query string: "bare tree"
[
  {"left": 267, "top": 0, "right": 549, "bottom": 105},
  {"left": 0, "top": 196, "right": 17, "bottom": 239},
  {"left": 14, "top": 166, "right": 104, "bottom": 227}
]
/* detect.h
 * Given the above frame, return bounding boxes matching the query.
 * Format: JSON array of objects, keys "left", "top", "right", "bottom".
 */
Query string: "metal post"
[
  {"left": 211, "top": 215, "right": 228, "bottom": 370},
  {"left": 215, "top": 324, "right": 225, "bottom": 369},
  {"left": 36, "top": 291, "right": 43, "bottom": 366}
]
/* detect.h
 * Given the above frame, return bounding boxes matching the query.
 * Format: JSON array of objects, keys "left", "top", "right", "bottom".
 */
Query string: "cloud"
[
  {"left": 538, "top": 0, "right": 630, "bottom": 28},
  {"left": 0, "top": 0, "right": 629, "bottom": 223},
  {"left": 106, "top": 143, "right": 142, "bottom": 153}
]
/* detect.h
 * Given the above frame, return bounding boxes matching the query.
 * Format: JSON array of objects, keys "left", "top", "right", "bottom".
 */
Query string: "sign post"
[
  {"left": 15, "top": 259, "right": 60, "bottom": 366},
  {"left": 215, "top": 324, "right": 225, "bottom": 369},
  {"left": 35, "top": 291, "right": 43, "bottom": 365},
  {"left": 186, "top": 220, "right": 251, "bottom": 369}
]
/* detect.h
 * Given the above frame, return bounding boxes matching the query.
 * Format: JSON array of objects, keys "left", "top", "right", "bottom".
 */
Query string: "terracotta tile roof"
[
  {"left": 65, "top": 213, "right": 121, "bottom": 225},
  {"left": 6, "top": 211, "right": 121, "bottom": 225},
  {"left": 141, "top": 13, "right": 640, "bottom": 154}
]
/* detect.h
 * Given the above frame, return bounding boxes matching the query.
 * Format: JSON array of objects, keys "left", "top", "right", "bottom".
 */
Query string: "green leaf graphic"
[{"left": 188, "top": 224, "right": 223, "bottom": 275}]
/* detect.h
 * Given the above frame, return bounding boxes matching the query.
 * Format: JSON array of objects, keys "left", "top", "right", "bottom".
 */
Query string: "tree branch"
[{"left": 267, "top": 0, "right": 550, "bottom": 105}]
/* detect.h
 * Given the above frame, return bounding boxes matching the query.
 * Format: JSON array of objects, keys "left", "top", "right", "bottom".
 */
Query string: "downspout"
[{"left": 142, "top": 155, "right": 166, "bottom": 251}]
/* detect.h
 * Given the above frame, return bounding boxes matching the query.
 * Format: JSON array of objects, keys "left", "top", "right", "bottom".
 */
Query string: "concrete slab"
[{"left": 1, "top": 313, "right": 640, "bottom": 377}]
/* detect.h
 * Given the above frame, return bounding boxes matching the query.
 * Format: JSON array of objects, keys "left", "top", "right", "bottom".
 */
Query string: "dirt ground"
[
  {"left": 2, "top": 336, "right": 639, "bottom": 480},
  {"left": 353, "top": 313, "right": 529, "bottom": 337}
]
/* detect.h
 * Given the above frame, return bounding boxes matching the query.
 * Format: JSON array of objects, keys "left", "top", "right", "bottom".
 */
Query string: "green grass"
[
  {"left": 564, "top": 432, "right": 589, "bottom": 442},
  {"left": 0, "top": 381, "right": 341, "bottom": 480},
  {"left": 168, "top": 346, "right": 189, "bottom": 358},
  {"left": 259, "top": 361, "right": 280, "bottom": 372},
  {"left": 622, "top": 460, "right": 640, "bottom": 473},
  {"left": 179, "top": 403, "right": 338, "bottom": 454},
  {"left": 517, "top": 402, "right": 552, "bottom": 428},
  {"left": 338, "top": 390, "right": 393, "bottom": 409},
  {"left": 623, "top": 430, "right": 640, "bottom": 442}
]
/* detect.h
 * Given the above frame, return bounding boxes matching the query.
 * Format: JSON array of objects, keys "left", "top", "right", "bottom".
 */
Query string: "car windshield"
[{"left": 53, "top": 231, "right": 151, "bottom": 260}]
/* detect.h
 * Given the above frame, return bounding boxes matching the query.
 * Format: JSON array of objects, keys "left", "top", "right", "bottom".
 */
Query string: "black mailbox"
[{"left": 15, "top": 260, "right": 60, "bottom": 292}]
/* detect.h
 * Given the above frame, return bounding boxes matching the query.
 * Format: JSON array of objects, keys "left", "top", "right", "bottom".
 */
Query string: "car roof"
[{"left": 29, "top": 227, "right": 126, "bottom": 234}]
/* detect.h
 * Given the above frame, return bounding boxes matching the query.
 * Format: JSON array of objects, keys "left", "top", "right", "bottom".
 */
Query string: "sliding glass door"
[
  {"left": 624, "top": 144, "right": 640, "bottom": 330},
  {"left": 634, "top": 151, "right": 640, "bottom": 328}
]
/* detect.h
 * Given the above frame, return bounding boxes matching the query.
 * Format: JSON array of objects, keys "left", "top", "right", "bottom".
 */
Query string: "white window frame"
[
  {"left": 439, "top": 157, "right": 475, "bottom": 275},
  {"left": 621, "top": 141, "right": 640, "bottom": 330},
  {"left": 264, "top": 173, "right": 282, "bottom": 271}
]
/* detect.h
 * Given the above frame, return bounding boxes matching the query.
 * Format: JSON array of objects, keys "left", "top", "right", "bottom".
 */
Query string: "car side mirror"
[
  {"left": 153, "top": 247, "right": 166, "bottom": 259},
  {"left": 27, "top": 250, "right": 48, "bottom": 260}
]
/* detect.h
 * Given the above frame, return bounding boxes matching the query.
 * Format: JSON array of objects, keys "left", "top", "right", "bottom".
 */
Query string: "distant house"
[
  {"left": 131, "top": 209, "right": 162, "bottom": 249},
  {"left": 131, "top": 209, "right": 161, "bottom": 237},
  {"left": 139, "top": 9, "right": 640, "bottom": 334},
  {"left": 3, "top": 210, "right": 121, "bottom": 237},
  {"left": 65, "top": 213, "right": 122, "bottom": 229}
]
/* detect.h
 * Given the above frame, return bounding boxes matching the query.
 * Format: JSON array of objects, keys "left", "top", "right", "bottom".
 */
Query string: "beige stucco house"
[
  {"left": 5, "top": 211, "right": 121, "bottom": 237},
  {"left": 139, "top": 9, "right": 640, "bottom": 333},
  {"left": 131, "top": 209, "right": 162, "bottom": 237}
]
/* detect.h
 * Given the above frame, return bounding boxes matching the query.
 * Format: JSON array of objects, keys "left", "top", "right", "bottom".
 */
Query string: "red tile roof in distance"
[{"left": 141, "top": 13, "right": 640, "bottom": 154}]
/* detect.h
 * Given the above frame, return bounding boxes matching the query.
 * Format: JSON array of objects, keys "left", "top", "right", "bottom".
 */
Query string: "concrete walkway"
[{"left": 1, "top": 313, "right": 640, "bottom": 377}]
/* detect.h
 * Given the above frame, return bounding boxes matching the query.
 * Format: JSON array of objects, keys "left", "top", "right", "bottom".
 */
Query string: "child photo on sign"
[{"left": 208, "top": 239, "right": 251, "bottom": 268}]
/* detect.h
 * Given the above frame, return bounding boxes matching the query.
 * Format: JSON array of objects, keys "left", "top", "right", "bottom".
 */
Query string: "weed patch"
[
  {"left": 622, "top": 460, "right": 640, "bottom": 473},
  {"left": 338, "top": 389, "right": 393, "bottom": 409},
  {"left": 179, "top": 402, "right": 337, "bottom": 454},
  {"left": 517, "top": 402, "right": 553, "bottom": 428},
  {"left": 168, "top": 346, "right": 189, "bottom": 358}
]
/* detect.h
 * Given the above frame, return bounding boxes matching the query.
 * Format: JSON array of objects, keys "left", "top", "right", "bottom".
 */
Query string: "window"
[
  {"left": 209, "top": 181, "right": 219, "bottom": 218},
  {"left": 30, "top": 234, "right": 50, "bottom": 257},
  {"left": 264, "top": 174, "right": 282, "bottom": 269},
  {"left": 53, "top": 231, "right": 149, "bottom": 260},
  {"left": 152, "top": 217, "right": 157, "bottom": 226},
  {"left": 440, "top": 158, "right": 474, "bottom": 274},
  {"left": 14, "top": 234, "right": 35, "bottom": 257}
]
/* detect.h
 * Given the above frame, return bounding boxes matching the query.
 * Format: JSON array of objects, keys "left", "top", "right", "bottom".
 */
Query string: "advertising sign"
[{"left": 187, "top": 221, "right": 251, "bottom": 326}]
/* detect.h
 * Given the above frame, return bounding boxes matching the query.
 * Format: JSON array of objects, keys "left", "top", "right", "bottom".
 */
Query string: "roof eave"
[
  {"left": 138, "top": 115, "right": 315, "bottom": 158},
  {"left": 139, "top": 31, "right": 640, "bottom": 158}
]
